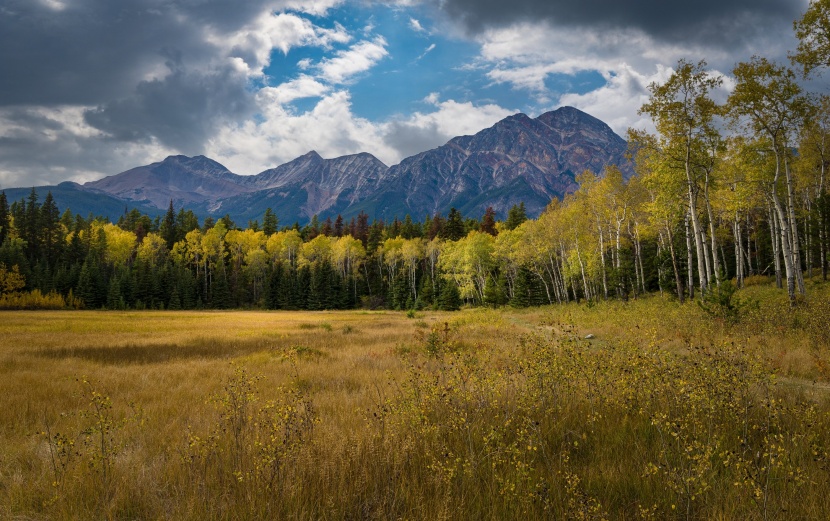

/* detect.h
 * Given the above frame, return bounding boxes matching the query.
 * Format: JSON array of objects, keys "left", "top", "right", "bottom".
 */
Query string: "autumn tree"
[
  {"left": 793, "top": 0, "right": 830, "bottom": 76},
  {"left": 728, "top": 56, "right": 809, "bottom": 304},
  {"left": 640, "top": 59, "right": 723, "bottom": 297}
]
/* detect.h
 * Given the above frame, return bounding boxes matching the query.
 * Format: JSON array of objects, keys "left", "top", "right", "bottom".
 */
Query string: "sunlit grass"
[{"left": 1, "top": 281, "right": 829, "bottom": 519}]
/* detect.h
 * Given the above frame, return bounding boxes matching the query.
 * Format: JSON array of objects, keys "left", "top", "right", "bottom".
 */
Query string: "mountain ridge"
[{"left": 6, "top": 106, "right": 633, "bottom": 223}]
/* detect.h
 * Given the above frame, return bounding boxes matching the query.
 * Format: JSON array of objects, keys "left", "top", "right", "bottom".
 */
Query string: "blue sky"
[{"left": 0, "top": 0, "right": 812, "bottom": 186}]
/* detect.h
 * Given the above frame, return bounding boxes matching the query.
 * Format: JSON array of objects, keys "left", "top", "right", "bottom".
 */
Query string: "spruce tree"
[
  {"left": 480, "top": 207, "right": 497, "bottom": 236},
  {"left": 504, "top": 203, "right": 528, "bottom": 230},
  {"left": 441, "top": 208, "right": 465, "bottom": 241},
  {"left": 40, "top": 192, "right": 61, "bottom": 266},
  {"left": 0, "top": 191, "right": 9, "bottom": 245},
  {"left": 160, "top": 200, "right": 177, "bottom": 249},
  {"left": 438, "top": 281, "right": 462, "bottom": 311},
  {"left": 263, "top": 208, "right": 278, "bottom": 236}
]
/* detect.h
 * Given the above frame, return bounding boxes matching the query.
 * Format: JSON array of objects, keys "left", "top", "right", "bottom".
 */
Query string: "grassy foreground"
[{"left": 1, "top": 281, "right": 829, "bottom": 520}]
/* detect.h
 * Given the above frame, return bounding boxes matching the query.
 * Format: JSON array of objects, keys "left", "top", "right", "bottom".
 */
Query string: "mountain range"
[{"left": 2, "top": 106, "right": 633, "bottom": 224}]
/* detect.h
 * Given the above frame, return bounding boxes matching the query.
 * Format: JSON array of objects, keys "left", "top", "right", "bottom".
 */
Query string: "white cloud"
[
  {"left": 206, "top": 91, "right": 398, "bottom": 174},
  {"left": 317, "top": 37, "right": 389, "bottom": 84},
  {"left": 204, "top": 88, "right": 516, "bottom": 175},
  {"left": 473, "top": 21, "right": 729, "bottom": 134},
  {"left": 207, "top": 12, "right": 352, "bottom": 76},
  {"left": 409, "top": 17, "right": 427, "bottom": 33},
  {"left": 417, "top": 43, "right": 437, "bottom": 61},
  {"left": 558, "top": 65, "right": 671, "bottom": 134},
  {"left": 259, "top": 75, "right": 330, "bottom": 105}
]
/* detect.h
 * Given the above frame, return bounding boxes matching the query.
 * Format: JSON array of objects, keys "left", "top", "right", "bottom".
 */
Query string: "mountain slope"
[
  {"left": 206, "top": 152, "right": 389, "bottom": 223},
  {"left": 353, "top": 106, "right": 632, "bottom": 220},
  {"left": 2, "top": 182, "right": 164, "bottom": 220},
  {"left": 6, "top": 106, "right": 633, "bottom": 224},
  {"left": 84, "top": 155, "right": 250, "bottom": 209}
]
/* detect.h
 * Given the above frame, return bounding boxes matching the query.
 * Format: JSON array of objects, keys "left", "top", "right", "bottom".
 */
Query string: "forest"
[{"left": 1, "top": 3, "right": 830, "bottom": 313}]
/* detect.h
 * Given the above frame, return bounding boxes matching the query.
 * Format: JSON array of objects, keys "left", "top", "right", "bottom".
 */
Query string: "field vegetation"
[{"left": 1, "top": 279, "right": 829, "bottom": 520}]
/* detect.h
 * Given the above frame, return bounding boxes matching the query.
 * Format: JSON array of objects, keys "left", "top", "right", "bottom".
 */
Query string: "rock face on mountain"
[
  {"left": 355, "top": 106, "right": 633, "bottom": 220},
  {"left": 206, "top": 152, "right": 389, "bottom": 223},
  {"left": 26, "top": 106, "right": 632, "bottom": 223},
  {"left": 84, "top": 155, "right": 248, "bottom": 209}
]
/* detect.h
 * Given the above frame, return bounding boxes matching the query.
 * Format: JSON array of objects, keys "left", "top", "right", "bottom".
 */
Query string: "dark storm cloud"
[
  {"left": 2, "top": 0, "right": 203, "bottom": 106},
  {"left": 434, "top": 0, "right": 805, "bottom": 49},
  {"left": 83, "top": 65, "right": 256, "bottom": 152},
  {"left": 383, "top": 120, "right": 450, "bottom": 159},
  {"left": 0, "top": 0, "right": 282, "bottom": 182}
]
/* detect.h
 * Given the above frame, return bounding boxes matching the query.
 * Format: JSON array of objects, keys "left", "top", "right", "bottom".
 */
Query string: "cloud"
[
  {"left": 409, "top": 17, "right": 427, "bottom": 33},
  {"left": 261, "top": 75, "right": 330, "bottom": 105},
  {"left": 204, "top": 90, "right": 515, "bottom": 174},
  {"left": 472, "top": 19, "right": 748, "bottom": 134},
  {"left": 210, "top": 12, "right": 351, "bottom": 74},
  {"left": 433, "top": 0, "right": 806, "bottom": 52},
  {"left": 416, "top": 43, "right": 437, "bottom": 61},
  {"left": 206, "top": 91, "right": 397, "bottom": 174},
  {"left": 0, "top": 105, "right": 177, "bottom": 188},
  {"left": 380, "top": 95, "right": 516, "bottom": 159},
  {"left": 83, "top": 63, "right": 256, "bottom": 152},
  {"left": 317, "top": 37, "right": 390, "bottom": 84}
]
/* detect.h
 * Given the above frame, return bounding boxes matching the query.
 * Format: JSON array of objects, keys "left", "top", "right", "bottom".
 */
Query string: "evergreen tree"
[
  {"left": 401, "top": 214, "right": 420, "bottom": 239},
  {"left": 511, "top": 268, "right": 532, "bottom": 308},
  {"left": 24, "top": 188, "right": 41, "bottom": 261},
  {"left": 427, "top": 214, "right": 444, "bottom": 240},
  {"left": 355, "top": 211, "right": 370, "bottom": 245},
  {"left": 175, "top": 208, "right": 200, "bottom": 241},
  {"left": 77, "top": 254, "right": 104, "bottom": 309},
  {"left": 40, "top": 192, "right": 62, "bottom": 267},
  {"left": 0, "top": 191, "right": 9, "bottom": 245},
  {"left": 441, "top": 208, "right": 465, "bottom": 241},
  {"left": 480, "top": 207, "right": 498, "bottom": 236},
  {"left": 211, "top": 265, "right": 232, "bottom": 309},
  {"left": 160, "top": 200, "right": 177, "bottom": 249},
  {"left": 306, "top": 215, "right": 320, "bottom": 240},
  {"left": 438, "top": 280, "right": 462, "bottom": 311},
  {"left": 321, "top": 217, "right": 333, "bottom": 236},
  {"left": 504, "top": 203, "right": 528, "bottom": 230},
  {"left": 334, "top": 214, "right": 344, "bottom": 237},
  {"left": 367, "top": 220, "right": 385, "bottom": 253},
  {"left": 263, "top": 208, "right": 278, "bottom": 236}
]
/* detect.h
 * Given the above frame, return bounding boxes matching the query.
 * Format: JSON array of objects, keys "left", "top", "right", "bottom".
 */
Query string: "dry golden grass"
[{"left": 1, "top": 282, "right": 829, "bottom": 520}]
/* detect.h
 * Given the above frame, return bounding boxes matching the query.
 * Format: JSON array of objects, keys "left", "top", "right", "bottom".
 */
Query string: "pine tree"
[
  {"left": 504, "top": 203, "right": 527, "bottom": 230},
  {"left": 438, "top": 281, "right": 462, "bottom": 311},
  {"left": 427, "top": 214, "right": 444, "bottom": 240},
  {"left": 24, "top": 188, "right": 41, "bottom": 261},
  {"left": 160, "top": 200, "right": 177, "bottom": 249},
  {"left": 480, "top": 207, "right": 497, "bottom": 236},
  {"left": 263, "top": 208, "right": 278, "bottom": 236},
  {"left": 40, "top": 192, "right": 62, "bottom": 267},
  {"left": 441, "top": 208, "right": 465, "bottom": 241},
  {"left": 0, "top": 191, "right": 9, "bottom": 245}
]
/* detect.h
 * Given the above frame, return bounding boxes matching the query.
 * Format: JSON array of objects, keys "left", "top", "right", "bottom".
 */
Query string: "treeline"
[
  {"left": 2, "top": 2, "right": 829, "bottom": 311},
  {"left": 0, "top": 191, "right": 534, "bottom": 310}
]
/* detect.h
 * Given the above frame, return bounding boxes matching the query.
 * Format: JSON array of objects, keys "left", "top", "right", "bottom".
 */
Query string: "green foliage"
[
  {"left": 504, "top": 202, "right": 527, "bottom": 230},
  {"left": 697, "top": 279, "right": 757, "bottom": 322}
]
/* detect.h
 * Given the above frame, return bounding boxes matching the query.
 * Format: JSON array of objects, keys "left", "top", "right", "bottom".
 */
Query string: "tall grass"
[{"left": 1, "top": 282, "right": 829, "bottom": 519}]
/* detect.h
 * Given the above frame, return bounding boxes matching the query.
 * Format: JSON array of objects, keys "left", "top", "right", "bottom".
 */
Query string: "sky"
[{"left": 0, "top": 0, "right": 815, "bottom": 187}]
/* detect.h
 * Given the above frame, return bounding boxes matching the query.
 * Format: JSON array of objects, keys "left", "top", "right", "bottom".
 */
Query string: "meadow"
[{"left": 1, "top": 280, "right": 830, "bottom": 520}]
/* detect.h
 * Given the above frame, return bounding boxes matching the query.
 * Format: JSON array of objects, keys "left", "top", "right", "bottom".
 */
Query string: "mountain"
[
  {"left": 353, "top": 106, "right": 633, "bottom": 220},
  {"left": 1, "top": 182, "right": 164, "bottom": 220},
  {"left": 84, "top": 155, "right": 249, "bottom": 210},
  {"left": 4, "top": 106, "right": 632, "bottom": 223},
  {"left": 207, "top": 151, "right": 389, "bottom": 223}
]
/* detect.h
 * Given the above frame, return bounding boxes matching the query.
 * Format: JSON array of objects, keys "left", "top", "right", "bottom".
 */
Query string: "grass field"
[{"left": 2, "top": 281, "right": 829, "bottom": 519}]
